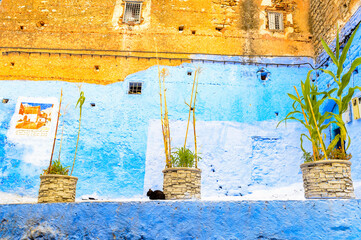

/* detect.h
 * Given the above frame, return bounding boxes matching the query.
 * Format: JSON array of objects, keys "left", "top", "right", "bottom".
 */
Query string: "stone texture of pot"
[
  {"left": 162, "top": 167, "right": 201, "bottom": 200},
  {"left": 38, "top": 174, "right": 78, "bottom": 203},
  {"left": 300, "top": 159, "right": 355, "bottom": 199}
]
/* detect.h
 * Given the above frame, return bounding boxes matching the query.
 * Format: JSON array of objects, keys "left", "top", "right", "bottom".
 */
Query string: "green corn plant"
[
  {"left": 278, "top": 73, "right": 337, "bottom": 161},
  {"left": 70, "top": 87, "right": 86, "bottom": 175},
  {"left": 170, "top": 147, "right": 201, "bottom": 168},
  {"left": 320, "top": 24, "right": 361, "bottom": 157}
]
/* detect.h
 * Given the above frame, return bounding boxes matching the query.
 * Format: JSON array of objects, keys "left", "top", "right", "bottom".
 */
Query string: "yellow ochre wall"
[{"left": 0, "top": 0, "right": 313, "bottom": 84}]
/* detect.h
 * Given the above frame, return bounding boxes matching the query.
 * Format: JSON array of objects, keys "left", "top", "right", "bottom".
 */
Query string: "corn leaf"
[
  {"left": 321, "top": 38, "right": 338, "bottom": 67},
  {"left": 338, "top": 23, "right": 360, "bottom": 77}
]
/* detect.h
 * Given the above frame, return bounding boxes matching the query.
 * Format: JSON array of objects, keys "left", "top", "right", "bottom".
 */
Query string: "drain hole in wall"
[
  {"left": 37, "top": 21, "right": 45, "bottom": 27},
  {"left": 215, "top": 26, "right": 223, "bottom": 32},
  {"left": 19, "top": 26, "right": 24, "bottom": 30},
  {"left": 94, "top": 65, "right": 100, "bottom": 71},
  {"left": 256, "top": 67, "right": 270, "bottom": 81},
  {"left": 191, "top": 30, "right": 196, "bottom": 35},
  {"left": 178, "top": 25, "right": 184, "bottom": 32},
  {"left": 2, "top": 98, "right": 9, "bottom": 104},
  {"left": 10, "top": 62, "right": 14, "bottom": 66},
  {"left": 187, "top": 71, "right": 192, "bottom": 76},
  {"left": 90, "top": 103, "right": 96, "bottom": 107}
]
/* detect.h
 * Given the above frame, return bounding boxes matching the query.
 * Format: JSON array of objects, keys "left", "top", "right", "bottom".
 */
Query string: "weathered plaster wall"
[
  {"left": 1, "top": 200, "right": 361, "bottom": 239},
  {"left": 0, "top": 59, "right": 313, "bottom": 200},
  {"left": 0, "top": 0, "right": 313, "bottom": 83}
]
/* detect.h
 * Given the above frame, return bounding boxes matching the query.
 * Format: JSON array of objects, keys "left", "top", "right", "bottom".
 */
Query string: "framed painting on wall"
[{"left": 8, "top": 97, "right": 59, "bottom": 140}]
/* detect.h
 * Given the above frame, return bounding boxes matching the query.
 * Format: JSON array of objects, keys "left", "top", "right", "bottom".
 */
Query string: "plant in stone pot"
[
  {"left": 280, "top": 25, "right": 361, "bottom": 199},
  {"left": 170, "top": 147, "right": 201, "bottom": 168},
  {"left": 159, "top": 67, "right": 202, "bottom": 200},
  {"left": 38, "top": 87, "right": 85, "bottom": 203}
]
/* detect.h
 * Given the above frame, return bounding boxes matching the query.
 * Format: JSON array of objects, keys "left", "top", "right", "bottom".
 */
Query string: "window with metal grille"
[
  {"left": 268, "top": 12, "right": 284, "bottom": 31},
  {"left": 123, "top": 2, "right": 142, "bottom": 24},
  {"left": 128, "top": 82, "right": 142, "bottom": 94}
]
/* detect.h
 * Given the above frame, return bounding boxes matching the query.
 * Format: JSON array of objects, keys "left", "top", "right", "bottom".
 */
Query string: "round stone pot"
[
  {"left": 300, "top": 159, "right": 355, "bottom": 199},
  {"left": 162, "top": 167, "right": 201, "bottom": 200},
  {"left": 38, "top": 174, "right": 78, "bottom": 203}
]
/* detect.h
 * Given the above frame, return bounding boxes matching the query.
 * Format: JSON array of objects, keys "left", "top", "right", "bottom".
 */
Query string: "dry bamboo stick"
[
  {"left": 307, "top": 96, "right": 328, "bottom": 160},
  {"left": 192, "top": 72, "right": 199, "bottom": 168},
  {"left": 162, "top": 70, "right": 172, "bottom": 167},
  {"left": 184, "top": 69, "right": 198, "bottom": 149},
  {"left": 48, "top": 89, "right": 63, "bottom": 172},
  {"left": 154, "top": 36, "right": 172, "bottom": 167},
  {"left": 293, "top": 86, "right": 317, "bottom": 162},
  {"left": 57, "top": 103, "right": 70, "bottom": 161}
]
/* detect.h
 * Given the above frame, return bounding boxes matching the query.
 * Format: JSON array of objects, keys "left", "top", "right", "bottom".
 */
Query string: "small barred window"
[
  {"left": 123, "top": 2, "right": 142, "bottom": 24},
  {"left": 268, "top": 12, "right": 284, "bottom": 31},
  {"left": 128, "top": 82, "right": 142, "bottom": 94}
]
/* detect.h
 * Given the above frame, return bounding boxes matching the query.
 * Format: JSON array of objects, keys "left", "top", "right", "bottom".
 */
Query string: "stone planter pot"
[
  {"left": 162, "top": 167, "right": 201, "bottom": 200},
  {"left": 38, "top": 174, "right": 78, "bottom": 203},
  {"left": 300, "top": 159, "right": 355, "bottom": 199}
]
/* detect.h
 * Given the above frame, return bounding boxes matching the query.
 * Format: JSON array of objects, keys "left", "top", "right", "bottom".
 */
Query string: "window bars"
[
  {"left": 268, "top": 12, "right": 284, "bottom": 31},
  {"left": 123, "top": 2, "right": 142, "bottom": 24},
  {"left": 128, "top": 82, "right": 142, "bottom": 94}
]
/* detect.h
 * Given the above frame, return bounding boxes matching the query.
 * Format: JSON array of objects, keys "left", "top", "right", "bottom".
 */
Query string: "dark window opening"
[
  {"left": 187, "top": 71, "right": 192, "bottom": 76},
  {"left": 19, "top": 26, "right": 24, "bottom": 30},
  {"left": 2, "top": 98, "right": 9, "bottom": 104},
  {"left": 191, "top": 30, "right": 196, "bottom": 35},
  {"left": 128, "top": 82, "right": 142, "bottom": 94},
  {"left": 333, "top": 127, "right": 342, "bottom": 150},
  {"left": 90, "top": 103, "right": 96, "bottom": 107},
  {"left": 123, "top": 2, "right": 142, "bottom": 24},
  {"left": 10, "top": 62, "right": 14, "bottom": 66},
  {"left": 94, "top": 65, "right": 100, "bottom": 71},
  {"left": 179, "top": 26, "right": 184, "bottom": 32}
]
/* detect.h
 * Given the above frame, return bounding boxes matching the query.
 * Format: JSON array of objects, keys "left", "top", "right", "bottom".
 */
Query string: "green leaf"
[
  {"left": 287, "top": 93, "right": 301, "bottom": 104},
  {"left": 321, "top": 38, "right": 338, "bottom": 67},
  {"left": 339, "top": 23, "right": 360, "bottom": 75},
  {"left": 340, "top": 57, "right": 361, "bottom": 94},
  {"left": 327, "top": 134, "right": 341, "bottom": 153},
  {"left": 300, "top": 134, "right": 311, "bottom": 155},
  {"left": 319, "top": 68, "right": 338, "bottom": 84},
  {"left": 336, "top": 27, "right": 340, "bottom": 60}
]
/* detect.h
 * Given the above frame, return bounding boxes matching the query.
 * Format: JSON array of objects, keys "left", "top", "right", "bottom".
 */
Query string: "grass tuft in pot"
[{"left": 170, "top": 147, "right": 201, "bottom": 168}]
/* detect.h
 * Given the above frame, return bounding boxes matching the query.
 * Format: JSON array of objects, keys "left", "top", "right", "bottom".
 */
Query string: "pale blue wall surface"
[{"left": 0, "top": 62, "right": 311, "bottom": 199}]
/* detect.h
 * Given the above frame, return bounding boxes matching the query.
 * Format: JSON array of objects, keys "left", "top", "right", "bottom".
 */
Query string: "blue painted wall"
[
  {"left": 317, "top": 8, "right": 361, "bottom": 182},
  {"left": 1, "top": 200, "right": 361, "bottom": 239},
  {"left": 0, "top": 60, "right": 312, "bottom": 199}
]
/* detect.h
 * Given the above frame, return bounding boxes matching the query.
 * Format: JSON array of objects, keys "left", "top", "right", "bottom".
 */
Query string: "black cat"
[{"left": 147, "top": 189, "right": 166, "bottom": 200}]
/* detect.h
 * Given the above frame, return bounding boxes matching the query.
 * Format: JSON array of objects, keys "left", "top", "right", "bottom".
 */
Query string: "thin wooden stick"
[
  {"left": 48, "top": 89, "right": 63, "bottom": 173},
  {"left": 293, "top": 86, "right": 317, "bottom": 162},
  {"left": 307, "top": 96, "right": 328, "bottom": 160},
  {"left": 57, "top": 103, "right": 70, "bottom": 162},
  {"left": 154, "top": 37, "right": 172, "bottom": 167},
  {"left": 162, "top": 70, "right": 172, "bottom": 167},
  {"left": 184, "top": 70, "right": 198, "bottom": 149},
  {"left": 192, "top": 71, "right": 199, "bottom": 168}
]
